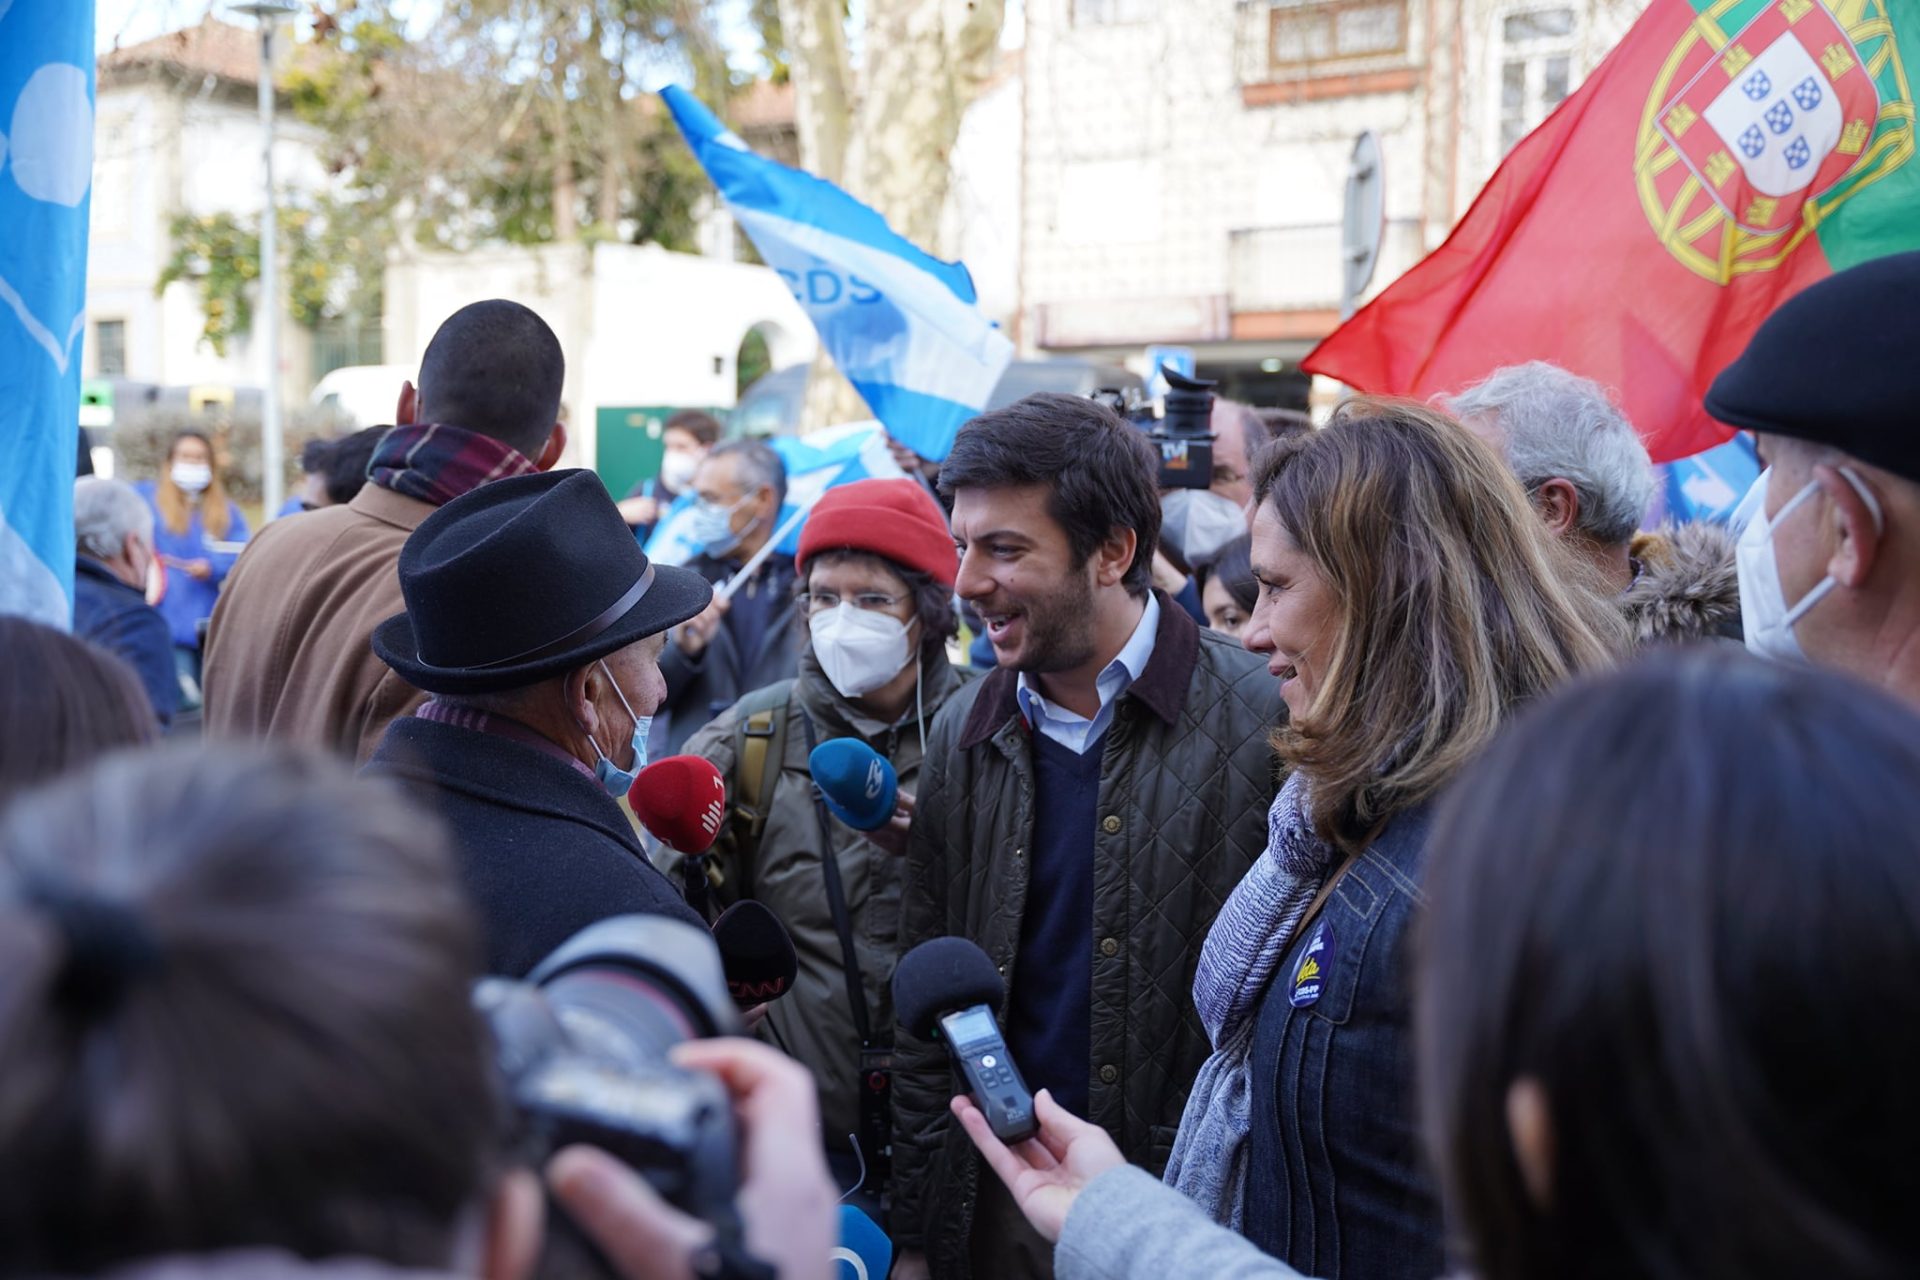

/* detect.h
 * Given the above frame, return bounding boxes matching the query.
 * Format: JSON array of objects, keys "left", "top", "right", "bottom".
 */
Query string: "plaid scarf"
[{"left": 368, "top": 424, "right": 540, "bottom": 508}]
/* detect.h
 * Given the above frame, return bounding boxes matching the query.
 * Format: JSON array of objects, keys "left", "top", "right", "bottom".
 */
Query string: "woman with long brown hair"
[
  {"left": 1161, "top": 399, "right": 1625, "bottom": 1278},
  {"left": 948, "top": 398, "right": 1628, "bottom": 1280},
  {"left": 135, "top": 430, "right": 249, "bottom": 688}
]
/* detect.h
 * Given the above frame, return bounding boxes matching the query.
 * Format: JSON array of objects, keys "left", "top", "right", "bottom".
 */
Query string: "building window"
[
  {"left": 1268, "top": 0, "right": 1409, "bottom": 70},
  {"left": 94, "top": 319, "right": 126, "bottom": 377},
  {"left": 1498, "top": 7, "right": 1577, "bottom": 153},
  {"left": 1073, "top": 0, "right": 1155, "bottom": 24}
]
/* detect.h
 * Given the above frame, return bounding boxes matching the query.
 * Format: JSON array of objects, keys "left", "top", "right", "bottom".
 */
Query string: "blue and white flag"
[
  {"left": 662, "top": 86, "right": 1012, "bottom": 463},
  {"left": 0, "top": 1, "right": 93, "bottom": 626},
  {"left": 644, "top": 424, "right": 902, "bottom": 567},
  {"left": 1656, "top": 433, "right": 1762, "bottom": 527}
]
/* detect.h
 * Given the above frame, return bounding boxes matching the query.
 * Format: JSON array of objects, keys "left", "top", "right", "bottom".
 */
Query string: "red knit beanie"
[{"left": 796, "top": 478, "right": 957, "bottom": 589}]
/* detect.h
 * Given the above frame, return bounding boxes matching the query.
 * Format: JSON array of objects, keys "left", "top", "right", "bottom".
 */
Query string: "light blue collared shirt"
[{"left": 1016, "top": 593, "right": 1160, "bottom": 755}]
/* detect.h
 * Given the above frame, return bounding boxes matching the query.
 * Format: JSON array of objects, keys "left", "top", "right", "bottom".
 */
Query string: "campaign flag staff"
[
  {"left": 660, "top": 84, "right": 1014, "bottom": 464},
  {"left": 1305, "top": 0, "right": 1920, "bottom": 462},
  {"left": 0, "top": 1, "right": 94, "bottom": 624}
]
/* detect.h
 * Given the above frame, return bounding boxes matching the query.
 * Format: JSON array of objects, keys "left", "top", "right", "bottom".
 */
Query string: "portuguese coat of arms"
[{"left": 1636, "top": 0, "right": 1914, "bottom": 281}]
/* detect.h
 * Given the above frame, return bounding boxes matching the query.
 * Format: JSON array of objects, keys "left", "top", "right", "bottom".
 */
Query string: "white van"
[{"left": 308, "top": 364, "right": 413, "bottom": 429}]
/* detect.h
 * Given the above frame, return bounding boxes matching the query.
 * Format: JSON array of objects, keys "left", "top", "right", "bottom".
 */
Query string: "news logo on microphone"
[{"left": 809, "top": 737, "right": 898, "bottom": 832}]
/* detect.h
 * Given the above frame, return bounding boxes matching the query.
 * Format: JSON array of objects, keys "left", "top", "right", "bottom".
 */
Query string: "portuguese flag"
[{"left": 1303, "top": 0, "right": 1919, "bottom": 462}]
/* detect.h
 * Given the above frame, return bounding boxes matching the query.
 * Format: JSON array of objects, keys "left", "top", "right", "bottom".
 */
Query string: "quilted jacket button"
[
  {"left": 1101, "top": 814, "right": 1122, "bottom": 834},
  {"left": 1099, "top": 936, "right": 1120, "bottom": 958},
  {"left": 1099, "top": 1064, "right": 1119, "bottom": 1084}
]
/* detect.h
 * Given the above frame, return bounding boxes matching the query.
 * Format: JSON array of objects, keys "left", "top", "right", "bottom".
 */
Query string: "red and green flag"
[{"left": 1303, "top": 0, "right": 1919, "bottom": 462}]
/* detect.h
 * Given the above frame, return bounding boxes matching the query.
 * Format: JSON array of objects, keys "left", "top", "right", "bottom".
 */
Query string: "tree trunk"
[
  {"left": 553, "top": 152, "right": 580, "bottom": 241},
  {"left": 787, "top": 0, "right": 1008, "bottom": 432},
  {"left": 848, "top": 0, "right": 1006, "bottom": 251},
  {"left": 777, "top": 0, "right": 854, "bottom": 185}
]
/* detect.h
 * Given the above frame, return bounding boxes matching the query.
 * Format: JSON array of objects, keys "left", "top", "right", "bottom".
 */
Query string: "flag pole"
[{"left": 716, "top": 491, "right": 822, "bottom": 602}]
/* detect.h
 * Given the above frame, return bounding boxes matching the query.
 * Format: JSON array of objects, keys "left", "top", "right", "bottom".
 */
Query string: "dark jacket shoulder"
[
  {"left": 72, "top": 558, "right": 179, "bottom": 727},
  {"left": 364, "top": 715, "right": 703, "bottom": 975}
]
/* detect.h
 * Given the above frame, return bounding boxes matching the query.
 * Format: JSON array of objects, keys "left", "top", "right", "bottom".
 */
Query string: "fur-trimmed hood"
[{"left": 1621, "top": 522, "right": 1743, "bottom": 646}]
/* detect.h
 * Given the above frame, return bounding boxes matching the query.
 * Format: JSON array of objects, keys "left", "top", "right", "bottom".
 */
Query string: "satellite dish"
[{"left": 1341, "top": 130, "right": 1385, "bottom": 319}]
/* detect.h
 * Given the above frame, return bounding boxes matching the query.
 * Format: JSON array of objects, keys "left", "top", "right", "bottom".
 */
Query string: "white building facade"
[
  {"left": 1013, "top": 0, "right": 1646, "bottom": 406},
  {"left": 87, "top": 19, "right": 327, "bottom": 397}
]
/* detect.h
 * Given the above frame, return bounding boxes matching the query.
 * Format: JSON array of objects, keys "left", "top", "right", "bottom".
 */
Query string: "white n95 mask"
[
  {"left": 811, "top": 605, "right": 916, "bottom": 699},
  {"left": 1733, "top": 466, "right": 1882, "bottom": 663}
]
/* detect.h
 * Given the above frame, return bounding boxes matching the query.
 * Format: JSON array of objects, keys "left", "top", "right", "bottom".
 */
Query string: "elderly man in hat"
[
  {"left": 364, "top": 469, "right": 714, "bottom": 976},
  {"left": 1706, "top": 250, "right": 1920, "bottom": 706}
]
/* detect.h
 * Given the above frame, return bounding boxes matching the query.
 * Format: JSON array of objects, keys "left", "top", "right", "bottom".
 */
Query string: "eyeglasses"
[{"left": 801, "top": 590, "right": 910, "bottom": 615}]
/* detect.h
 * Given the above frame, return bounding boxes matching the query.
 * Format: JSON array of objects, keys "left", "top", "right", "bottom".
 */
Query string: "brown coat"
[{"left": 202, "top": 485, "right": 431, "bottom": 762}]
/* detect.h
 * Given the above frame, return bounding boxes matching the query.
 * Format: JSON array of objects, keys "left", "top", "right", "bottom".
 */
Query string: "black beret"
[{"left": 1705, "top": 250, "right": 1920, "bottom": 485}]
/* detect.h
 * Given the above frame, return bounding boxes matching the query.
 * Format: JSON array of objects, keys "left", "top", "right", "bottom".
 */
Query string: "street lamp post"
[{"left": 232, "top": 0, "right": 299, "bottom": 519}]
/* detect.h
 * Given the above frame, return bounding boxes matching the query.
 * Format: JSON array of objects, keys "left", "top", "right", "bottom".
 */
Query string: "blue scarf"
[{"left": 1163, "top": 770, "right": 1335, "bottom": 1228}]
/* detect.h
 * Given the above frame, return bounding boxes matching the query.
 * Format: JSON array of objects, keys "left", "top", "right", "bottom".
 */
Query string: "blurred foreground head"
[
  {"left": 0, "top": 744, "right": 497, "bottom": 1275},
  {"left": 0, "top": 617, "right": 156, "bottom": 812},
  {"left": 1422, "top": 650, "right": 1920, "bottom": 1280}
]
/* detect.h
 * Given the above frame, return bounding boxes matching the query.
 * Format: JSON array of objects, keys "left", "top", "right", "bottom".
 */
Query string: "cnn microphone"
[
  {"left": 628, "top": 755, "right": 727, "bottom": 854},
  {"left": 807, "top": 737, "right": 898, "bottom": 832},
  {"left": 711, "top": 899, "right": 798, "bottom": 1009},
  {"left": 892, "top": 937, "right": 1036, "bottom": 1143}
]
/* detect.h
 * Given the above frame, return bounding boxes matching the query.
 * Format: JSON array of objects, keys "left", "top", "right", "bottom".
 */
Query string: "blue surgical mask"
[
  {"left": 588, "top": 660, "right": 651, "bottom": 797},
  {"left": 689, "top": 494, "right": 759, "bottom": 558}
]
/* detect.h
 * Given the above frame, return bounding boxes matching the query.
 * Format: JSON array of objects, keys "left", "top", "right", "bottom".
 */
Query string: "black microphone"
[
  {"left": 712, "top": 900, "right": 799, "bottom": 1010},
  {"left": 892, "top": 936, "right": 1036, "bottom": 1143}
]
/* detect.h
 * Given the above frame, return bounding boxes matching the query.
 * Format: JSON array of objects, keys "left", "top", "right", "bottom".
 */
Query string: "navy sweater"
[{"left": 1003, "top": 728, "right": 1106, "bottom": 1117}]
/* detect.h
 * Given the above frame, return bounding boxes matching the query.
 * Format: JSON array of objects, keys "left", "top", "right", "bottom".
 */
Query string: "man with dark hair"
[
  {"left": 653, "top": 438, "right": 802, "bottom": 754},
  {"left": 891, "top": 393, "right": 1280, "bottom": 1280},
  {"left": 203, "top": 300, "right": 569, "bottom": 761},
  {"left": 319, "top": 425, "right": 386, "bottom": 508}
]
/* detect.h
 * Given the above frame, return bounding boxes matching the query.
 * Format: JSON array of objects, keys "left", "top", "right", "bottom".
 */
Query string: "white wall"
[{"left": 83, "top": 75, "right": 329, "bottom": 395}]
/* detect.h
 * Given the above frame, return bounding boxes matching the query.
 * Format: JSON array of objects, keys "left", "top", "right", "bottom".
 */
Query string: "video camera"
[
  {"left": 1095, "top": 365, "right": 1217, "bottom": 490},
  {"left": 475, "top": 915, "right": 770, "bottom": 1279}
]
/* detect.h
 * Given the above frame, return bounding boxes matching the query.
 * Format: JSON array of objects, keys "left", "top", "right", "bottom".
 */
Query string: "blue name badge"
[{"left": 1289, "top": 920, "right": 1334, "bottom": 1009}]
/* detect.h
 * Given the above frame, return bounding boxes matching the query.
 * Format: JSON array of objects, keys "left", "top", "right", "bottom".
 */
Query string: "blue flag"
[
  {"left": 1655, "top": 434, "right": 1761, "bottom": 526},
  {"left": 0, "top": 1, "right": 94, "bottom": 626},
  {"left": 661, "top": 86, "right": 1013, "bottom": 463}
]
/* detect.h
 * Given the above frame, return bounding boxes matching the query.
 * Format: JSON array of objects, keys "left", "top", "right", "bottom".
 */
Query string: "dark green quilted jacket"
[{"left": 892, "top": 595, "right": 1281, "bottom": 1274}]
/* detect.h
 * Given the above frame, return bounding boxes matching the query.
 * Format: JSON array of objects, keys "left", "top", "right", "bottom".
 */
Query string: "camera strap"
[{"left": 798, "top": 712, "right": 892, "bottom": 1196}]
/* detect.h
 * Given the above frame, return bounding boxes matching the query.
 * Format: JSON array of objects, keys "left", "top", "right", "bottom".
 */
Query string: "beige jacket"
[{"left": 202, "top": 485, "right": 431, "bottom": 762}]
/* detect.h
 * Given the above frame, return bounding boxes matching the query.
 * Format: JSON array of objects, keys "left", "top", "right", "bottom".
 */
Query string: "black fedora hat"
[{"left": 372, "top": 469, "right": 713, "bottom": 695}]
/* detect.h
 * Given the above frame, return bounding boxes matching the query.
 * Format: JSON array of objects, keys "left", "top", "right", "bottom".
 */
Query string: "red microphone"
[{"left": 629, "top": 755, "right": 727, "bottom": 854}]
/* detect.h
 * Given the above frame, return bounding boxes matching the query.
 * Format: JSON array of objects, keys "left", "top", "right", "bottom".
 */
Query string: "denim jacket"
[{"left": 1244, "top": 804, "right": 1446, "bottom": 1280}]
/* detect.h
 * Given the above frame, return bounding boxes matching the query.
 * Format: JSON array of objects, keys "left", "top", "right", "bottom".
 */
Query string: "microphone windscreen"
[
  {"left": 808, "top": 737, "right": 898, "bottom": 832},
  {"left": 834, "top": 1204, "right": 893, "bottom": 1279},
  {"left": 630, "top": 755, "right": 727, "bottom": 855},
  {"left": 891, "top": 936, "right": 1005, "bottom": 1040},
  {"left": 712, "top": 899, "right": 799, "bottom": 1009}
]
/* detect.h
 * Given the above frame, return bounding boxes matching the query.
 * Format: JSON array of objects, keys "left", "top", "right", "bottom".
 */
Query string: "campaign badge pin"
[{"left": 1290, "top": 920, "right": 1333, "bottom": 1009}]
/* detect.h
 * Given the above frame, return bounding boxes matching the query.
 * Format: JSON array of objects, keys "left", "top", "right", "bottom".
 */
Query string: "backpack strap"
[{"left": 719, "top": 680, "right": 797, "bottom": 901}]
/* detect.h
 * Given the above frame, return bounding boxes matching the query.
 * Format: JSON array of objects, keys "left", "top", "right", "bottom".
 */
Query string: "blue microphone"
[
  {"left": 808, "top": 738, "right": 898, "bottom": 831},
  {"left": 833, "top": 1204, "right": 893, "bottom": 1280}
]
